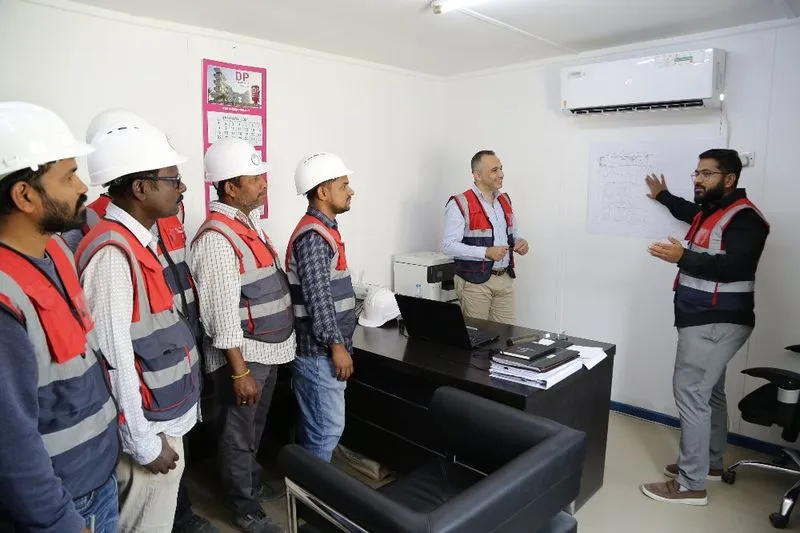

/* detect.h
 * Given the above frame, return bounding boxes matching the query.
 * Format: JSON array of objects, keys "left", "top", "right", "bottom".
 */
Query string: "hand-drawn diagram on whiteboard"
[{"left": 587, "top": 137, "right": 724, "bottom": 240}]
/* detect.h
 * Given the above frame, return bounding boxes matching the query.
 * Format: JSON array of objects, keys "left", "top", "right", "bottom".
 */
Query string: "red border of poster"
[{"left": 202, "top": 58, "right": 268, "bottom": 218}]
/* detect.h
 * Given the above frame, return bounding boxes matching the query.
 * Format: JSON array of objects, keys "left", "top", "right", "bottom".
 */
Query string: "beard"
[
  {"left": 694, "top": 180, "right": 725, "bottom": 205},
  {"left": 38, "top": 193, "right": 88, "bottom": 234}
]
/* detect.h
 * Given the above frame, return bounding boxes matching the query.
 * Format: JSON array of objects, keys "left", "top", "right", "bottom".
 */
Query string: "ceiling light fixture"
[{"left": 431, "top": 0, "right": 492, "bottom": 15}]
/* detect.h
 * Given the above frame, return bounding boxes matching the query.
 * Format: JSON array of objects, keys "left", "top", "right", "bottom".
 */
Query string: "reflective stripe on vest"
[
  {"left": 675, "top": 198, "right": 769, "bottom": 312},
  {"left": 193, "top": 213, "right": 294, "bottom": 344},
  {"left": 76, "top": 221, "right": 201, "bottom": 422},
  {"left": 449, "top": 189, "right": 516, "bottom": 283},
  {"left": 0, "top": 238, "right": 118, "bottom": 499},
  {"left": 285, "top": 215, "right": 356, "bottom": 338}
]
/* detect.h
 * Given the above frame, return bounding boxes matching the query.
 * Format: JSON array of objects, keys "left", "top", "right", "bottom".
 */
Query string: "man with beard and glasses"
[
  {"left": 75, "top": 122, "right": 202, "bottom": 532},
  {"left": 640, "top": 148, "right": 770, "bottom": 506},
  {"left": 0, "top": 102, "right": 120, "bottom": 532}
]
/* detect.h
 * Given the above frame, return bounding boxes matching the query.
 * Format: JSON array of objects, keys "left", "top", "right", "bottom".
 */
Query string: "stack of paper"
[
  {"left": 570, "top": 345, "right": 608, "bottom": 369},
  {"left": 490, "top": 358, "right": 583, "bottom": 390}
]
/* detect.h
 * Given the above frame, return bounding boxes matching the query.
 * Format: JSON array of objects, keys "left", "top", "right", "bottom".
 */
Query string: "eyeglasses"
[
  {"left": 152, "top": 173, "right": 182, "bottom": 189},
  {"left": 690, "top": 170, "right": 725, "bottom": 181}
]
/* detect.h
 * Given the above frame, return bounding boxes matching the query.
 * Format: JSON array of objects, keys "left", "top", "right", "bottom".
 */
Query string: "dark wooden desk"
[{"left": 340, "top": 319, "right": 615, "bottom": 511}]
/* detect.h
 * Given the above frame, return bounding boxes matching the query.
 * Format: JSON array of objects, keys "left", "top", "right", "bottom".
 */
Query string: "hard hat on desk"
[{"left": 358, "top": 287, "right": 401, "bottom": 328}]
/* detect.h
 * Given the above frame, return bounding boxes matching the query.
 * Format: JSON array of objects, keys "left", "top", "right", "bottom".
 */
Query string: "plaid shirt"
[{"left": 292, "top": 208, "right": 353, "bottom": 357}]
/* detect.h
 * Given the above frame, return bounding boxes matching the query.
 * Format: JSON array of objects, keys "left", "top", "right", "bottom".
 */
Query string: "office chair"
[
  {"left": 279, "top": 386, "right": 586, "bottom": 533},
  {"left": 722, "top": 345, "right": 800, "bottom": 529}
]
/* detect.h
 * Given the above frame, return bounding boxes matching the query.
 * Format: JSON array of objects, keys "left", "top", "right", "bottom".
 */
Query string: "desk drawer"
[{"left": 346, "top": 380, "right": 433, "bottom": 448}]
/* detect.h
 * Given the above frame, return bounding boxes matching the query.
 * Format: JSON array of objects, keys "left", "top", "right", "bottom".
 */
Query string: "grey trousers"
[
  {"left": 674, "top": 323, "right": 752, "bottom": 490},
  {"left": 212, "top": 362, "right": 278, "bottom": 516}
]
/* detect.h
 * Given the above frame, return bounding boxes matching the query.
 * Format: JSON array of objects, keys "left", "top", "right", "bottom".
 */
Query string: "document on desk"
[
  {"left": 490, "top": 359, "right": 583, "bottom": 390},
  {"left": 570, "top": 346, "right": 608, "bottom": 369}
]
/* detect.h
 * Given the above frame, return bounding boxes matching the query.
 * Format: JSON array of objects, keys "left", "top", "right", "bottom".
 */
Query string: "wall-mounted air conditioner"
[{"left": 560, "top": 48, "right": 726, "bottom": 115}]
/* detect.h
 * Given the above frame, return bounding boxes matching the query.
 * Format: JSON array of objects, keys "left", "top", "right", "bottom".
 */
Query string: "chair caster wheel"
[
  {"left": 770, "top": 512, "right": 789, "bottom": 529},
  {"left": 722, "top": 470, "right": 736, "bottom": 484}
]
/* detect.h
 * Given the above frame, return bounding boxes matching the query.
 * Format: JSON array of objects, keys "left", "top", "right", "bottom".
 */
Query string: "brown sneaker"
[
  {"left": 663, "top": 463, "right": 723, "bottom": 481},
  {"left": 641, "top": 479, "right": 707, "bottom": 505}
]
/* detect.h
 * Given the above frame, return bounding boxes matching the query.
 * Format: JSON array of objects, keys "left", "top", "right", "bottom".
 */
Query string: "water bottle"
[{"left": 415, "top": 283, "right": 423, "bottom": 298}]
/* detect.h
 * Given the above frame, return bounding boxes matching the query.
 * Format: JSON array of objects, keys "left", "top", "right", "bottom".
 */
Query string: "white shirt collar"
[
  {"left": 471, "top": 182, "right": 498, "bottom": 203},
  {"left": 105, "top": 202, "right": 157, "bottom": 248}
]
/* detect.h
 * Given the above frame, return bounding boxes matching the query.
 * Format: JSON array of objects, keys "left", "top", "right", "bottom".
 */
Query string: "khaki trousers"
[
  {"left": 117, "top": 434, "right": 185, "bottom": 532},
  {"left": 454, "top": 273, "right": 515, "bottom": 324}
]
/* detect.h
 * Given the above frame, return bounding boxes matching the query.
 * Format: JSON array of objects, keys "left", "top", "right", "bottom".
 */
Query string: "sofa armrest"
[
  {"left": 431, "top": 427, "right": 586, "bottom": 533},
  {"left": 427, "top": 386, "right": 575, "bottom": 471},
  {"left": 278, "top": 444, "right": 423, "bottom": 533}
]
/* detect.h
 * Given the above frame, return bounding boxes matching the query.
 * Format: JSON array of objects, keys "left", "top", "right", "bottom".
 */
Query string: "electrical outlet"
[{"left": 739, "top": 152, "right": 755, "bottom": 167}]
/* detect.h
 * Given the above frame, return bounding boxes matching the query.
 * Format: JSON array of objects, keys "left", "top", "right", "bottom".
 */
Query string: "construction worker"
[
  {"left": 0, "top": 102, "right": 119, "bottom": 532},
  {"left": 75, "top": 121, "right": 202, "bottom": 532},
  {"left": 72, "top": 109, "right": 213, "bottom": 533},
  {"left": 190, "top": 137, "right": 293, "bottom": 533},
  {"left": 285, "top": 153, "right": 356, "bottom": 462}
]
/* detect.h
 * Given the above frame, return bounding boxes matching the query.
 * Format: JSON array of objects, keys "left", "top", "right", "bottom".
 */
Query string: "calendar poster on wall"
[{"left": 202, "top": 59, "right": 268, "bottom": 218}]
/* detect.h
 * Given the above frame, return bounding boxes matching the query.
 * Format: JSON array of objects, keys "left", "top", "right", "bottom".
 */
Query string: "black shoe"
[
  {"left": 172, "top": 512, "right": 219, "bottom": 533},
  {"left": 255, "top": 479, "right": 286, "bottom": 502},
  {"left": 235, "top": 508, "right": 285, "bottom": 533}
]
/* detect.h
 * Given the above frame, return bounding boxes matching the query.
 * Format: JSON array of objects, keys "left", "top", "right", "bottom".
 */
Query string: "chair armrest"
[
  {"left": 431, "top": 426, "right": 586, "bottom": 533},
  {"left": 743, "top": 367, "right": 800, "bottom": 390},
  {"left": 427, "top": 386, "right": 572, "bottom": 471},
  {"left": 278, "top": 444, "right": 423, "bottom": 533}
]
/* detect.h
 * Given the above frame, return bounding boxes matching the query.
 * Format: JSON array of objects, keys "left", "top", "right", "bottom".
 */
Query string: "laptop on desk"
[{"left": 394, "top": 294, "right": 499, "bottom": 350}]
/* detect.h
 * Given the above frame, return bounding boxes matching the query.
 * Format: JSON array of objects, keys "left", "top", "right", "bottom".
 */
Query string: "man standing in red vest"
[
  {"left": 286, "top": 153, "right": 356, "bottom": 463},
  {"left": 191, "top": 138, "right": 293, "bottom": 533},
  {"left": 0, "top": 101, "right": 120, "bottom": 533},
  {"left": 441, "top": 150, "right": 529, "bottom": 323},
  {"left": 641, "top": 149, "right": 769, "bottom": 505},
  {"left": 75, "top": 121, "right": 202, "bottom": 531}
]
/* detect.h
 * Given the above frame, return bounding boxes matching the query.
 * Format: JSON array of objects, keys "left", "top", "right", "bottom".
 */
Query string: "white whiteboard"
[{"left": 587, "top": 137, "right": 724, "bottom": 240}]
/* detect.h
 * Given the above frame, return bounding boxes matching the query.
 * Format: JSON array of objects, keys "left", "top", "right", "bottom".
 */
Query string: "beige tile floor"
[{"left": 184, "top": 412, "right": 798, "bottom": 532}]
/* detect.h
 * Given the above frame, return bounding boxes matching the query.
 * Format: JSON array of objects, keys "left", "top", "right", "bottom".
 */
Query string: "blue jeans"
[
  {"left": 73, "top": 474, "right": 118, "bottom": 533},
  {"left": 292, "top": 355, "right": 347, "bottom": 462}
]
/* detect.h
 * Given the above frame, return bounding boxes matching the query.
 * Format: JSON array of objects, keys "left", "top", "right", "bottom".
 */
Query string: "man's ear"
[
  {"left": 9, "top": 181, "right": 38, "bottom": 214},
  {"left": 130, "top": 178, "right": 150, "bottom": 202}
]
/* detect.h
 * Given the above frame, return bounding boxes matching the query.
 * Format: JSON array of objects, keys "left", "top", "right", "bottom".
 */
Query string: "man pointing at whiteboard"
[{"left": 640, "top": 149, "right": 769, "bottom": 506}]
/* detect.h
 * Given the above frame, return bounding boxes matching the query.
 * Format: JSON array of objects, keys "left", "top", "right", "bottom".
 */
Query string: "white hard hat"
[
  {"left": 204, "top": 137, "right": 271, "bottom": 183},
  {"left": 294, "top": 152, "right": 353, "bottom": 195},
  {"left": 358, "top": 287, "right": 401, "bottom": 328},
  {"left": 85, "top": 108, "right": 150, "bottom": 144},
  {"left": 88, "top": 123, "right": 187, "bottom": 187},
  {"left": 0, "top": 101, "right": 94, "bottom": 179}
]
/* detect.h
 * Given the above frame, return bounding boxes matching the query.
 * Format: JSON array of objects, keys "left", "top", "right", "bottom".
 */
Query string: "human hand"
[
  {"left": 485, "top": 246, "right": 509, "bottom": 262},
  {"left": 143, "top": 433, "right": 179, "bottom": 475},
  {"left": 645, "top": 173, "right": 668, "bottom": 199}
]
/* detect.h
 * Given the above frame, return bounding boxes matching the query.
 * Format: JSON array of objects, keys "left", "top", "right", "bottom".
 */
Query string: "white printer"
[{"left": 393, "top": 251, "right": 457, "bottom": 302}]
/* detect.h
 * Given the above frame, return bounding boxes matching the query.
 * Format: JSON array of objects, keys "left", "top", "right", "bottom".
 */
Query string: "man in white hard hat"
[
  {"left": 74, "top": 122, "right": 202, "bottom": 532},
  {"left": 441, "top": 150, "right": 529, "bottom": 324},
  {"left": 285, "top": 152, "right": 356, "bottom": 462},
  {"left": 190, "top": 137, "right": 292, "bottom": 533},
  {"left": 0, "top": 102, "right": 119, "bottom": 532},
  {"left": 78, "top": 109, "right": 214, "bottom": 533}
]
